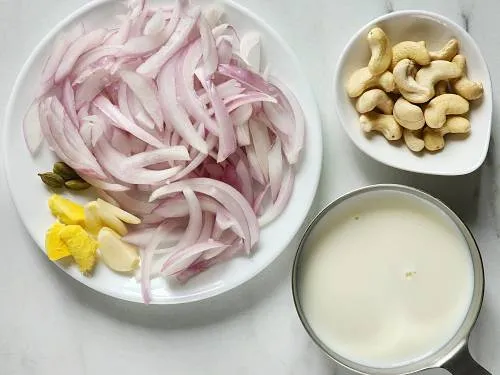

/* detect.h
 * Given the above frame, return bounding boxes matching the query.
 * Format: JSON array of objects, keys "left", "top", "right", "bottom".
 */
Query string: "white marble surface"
[{"left": 0, "top": 0, "right": 499, "bottom": 374}]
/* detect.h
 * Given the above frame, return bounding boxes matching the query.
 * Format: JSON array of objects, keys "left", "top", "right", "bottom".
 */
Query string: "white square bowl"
[{"left": 334, "top": 10, "right": 492, "bottom": 175}]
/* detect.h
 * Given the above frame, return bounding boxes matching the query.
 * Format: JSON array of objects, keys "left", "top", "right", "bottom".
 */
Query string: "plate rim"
[{"left": 2, "top": 0, "right": 323, "bottom": 304}]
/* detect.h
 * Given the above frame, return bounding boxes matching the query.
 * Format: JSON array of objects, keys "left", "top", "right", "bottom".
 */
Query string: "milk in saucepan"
[{"left": 299, "top": 191, "right": 474, "bottom": 368}]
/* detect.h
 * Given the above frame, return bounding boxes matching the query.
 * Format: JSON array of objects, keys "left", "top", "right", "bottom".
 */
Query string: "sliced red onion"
[
  {"left": 23, "top": 101, "right": 43, "bottom": 155},
  {"left": 225, "top": 91, "right": 277, "bottom": 112},
  {"left": 80, "top": 115, "right": 105, "bottom": 147},
  {"left": 93, "top": 95, "right": 164, "bottom": 148},
  {"left": 124, "top": 146, "right": 190, "bottom": 169},
  {"left": 108, "top": 190, "right": 157, "bottom": 215},
  {"left": 239, "top": 31, "right": 261, "bottom": 71},
  {"left": 268, "top": 139, "right": 283, "bottom": 201},
  {"left": 117, "top": 82, "right": 133, "bottom": 120},
  {"left": 258, "top": 164, "right": 294, "bottom": 226},
  {"left": 120, "top": 70, "right": 163, "bottom": 128},
  {"left": 111, "top": 128, "right": 132, "bottom": 156},
  {"left": 150, "top": 178, "right": 259, "bottom": 250},
  {"left": 175, "top": 239, "right": 243, "bottom": 283},
  {"left": 75, "top": 69, "right": 112, "bottom": 109},
  {"left": 95, "top": 187, "right": 121, "bottom": 205},
  {"left": 253, "top": 183, "right": 270, "bottom": 216},
  {"left": 154, "top": 194, "right": 220, "bottom": 218},
  {"left": 54, "top": 28, "right": 107, "bottom": 84},
  {"left": 218, "top": 64, "right": 277, "bottom": 97},
  {"left": 215, "top": 208, "right": 244, "bottom": 238},
  {"left": 106, "top": 17, "right": 131, "bottom": 45},
  {"left": 176, "top": 41, "right": 219, "bottom": 135},
  {"left": 196, "top": 68, "right": 235, "bottom": 161},
  {"left": 95, "top": 138, "right": 182, "bottom": 184},
  {"left": 140, "top": 220, "right": 176, "bottom": 304},
  {"left": 245, "top": 143, "right": 265, "bottom": 185},
  {"left": 128, "top": 2, "right": 148, "bottom": 38},
  {"left": 140, "top": 248, "right": 153, "bottom": 304},
  {"left": 73, "top": 57, "right": 113, "bottom": 86},
  {"left": 40, "top": 23, "right": 85, "bottom": 94},
  {"left": 62, "top": 79, "right": 85, "bottom": 128},
  {"left": 216, "top": 26, "right": 240, "bottom": 54},
  {"left": 72, "top": 45, "right": 120, "bottom": 79},
  {"left": 235, "top": 122, "right": 251, "bottom": 147},
  {"left": 77, "top": 103, "right": 89, "bottom": 122},
  {"left": 136, "top": 3, "right": 200, "bottom": 78},
  {"left": 235, "top": 158, "right": 253, "bottom": 203},
  {"left": 83, "top": 177, "right": 130, "bottom": 192},
  {"left": 198, "top": 212, "right": 215, "bottom": 242},
  {"left": 217, "top": 38, "right": 233, "bottom": 65},
  {"left": 206, "top": 80, "right": 236, "bottom": 162},
  {"left": 79, "top": 120, "right": 92, "bottom": 147},
  {"left": 43, "top": 97, "right": 107, "bottom": 179},
  {"left": 248, "top": 118, "right": 271, "bottom": 182},
  {"left": 128, "top": 0, "right": 146, "bottom": 18},
  {"left": 128, "top": 91, "right": 156, "bottom": 130},
  {"left": 156, "top": 188, "right": 202, "bottom": 261},
  {"left": 270, "top": 77, "right": 306, "bottom": 164},
  {"left": 230, "top": 103, "right": 252, "bottom": 126},
  {"left": 199, "top": 15, "right": 217, "bottom": 78},
  {"left": 148, "top": 5, "right": 174, "bottom": 17},
  {"left": 168, "top": 135, "right": 216, "bottom": 182},
  {"left": 162, "top": 240, "right": 227, "bottom": 276},
  {"left": 119, "top": 30, "right": 170, "bottom": 57},
  {"left": 157, "top": 58, "right": 208, "bottom": 154},
  {"left": 144, "top": 10, "right": 167, "bottom": 35},
  {"left": 202, "top": 3, "right": 224, "bottom": 28},
  {"left": 197, "top": 79, "right": 244, "bottom": 104}
]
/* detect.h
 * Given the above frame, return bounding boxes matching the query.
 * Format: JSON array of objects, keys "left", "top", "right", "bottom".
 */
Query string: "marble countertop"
[{"left": 1, "top": 0, "right": 499, "bottom": 374}]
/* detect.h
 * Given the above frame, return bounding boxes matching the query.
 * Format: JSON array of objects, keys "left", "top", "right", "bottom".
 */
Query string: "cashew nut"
[
  {"left": 393, "top": 97, "right": 425, "bottom": 130},
  {"left": 360, "top": 113, "right": 402, "bottom": 141},
  {"left": 423, "top": 116, "right": 470, "bottom": 151},
  {"left": 356, "top": 89, "right": 394, "bottom": 114},
  {"left": 391, "top": 41, "right": 431, "bottom": 69},
  {"left": 424, "top": 93, "right": 469, "bottom": 128},
  {"left": 344, "top": 27, "right": 482, "bottom": 154},
  {"left": 400, "top": 60, "right": 464, "bottom": 103},
  {"left": 403, "top": 129, "right": 425, "bottom": 152},
  {"left": 367, "top": 27, "right": 392, "bottom": 75},
  {"left": 429, "top": 39, "right": 459, "bottom": 61},
  {"left": 393, "top": 59, "right": 431, "bottom": 101},
  {"left": 435, "top": 80, "right": 449, "bottom": 96},
  {"left": 451, "top": 55, "right": 484, "bottom": 100},
  {"left": 346, "top": 68, "right": 395, "bottom": 97}
]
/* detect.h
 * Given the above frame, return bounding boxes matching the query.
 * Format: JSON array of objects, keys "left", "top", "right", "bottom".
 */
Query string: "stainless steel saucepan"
[{"left": 292, "top": 184, "right": 491, "bottom": 375}]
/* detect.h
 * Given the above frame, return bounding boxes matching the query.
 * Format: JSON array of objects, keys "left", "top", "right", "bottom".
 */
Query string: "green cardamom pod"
[
  {"left": 38, "top": 172, "right": 64, "bottom": 188},
  {"left": 65, "top": 179, "right": 91, "bottom": 191},
  {"left": 53, "top": 162, "right": 80, "bottom": 181}
]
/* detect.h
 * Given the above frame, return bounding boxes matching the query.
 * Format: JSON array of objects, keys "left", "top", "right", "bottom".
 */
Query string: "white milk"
[{"left": 299, "top": 191, "right": 474, "bottom": 368}]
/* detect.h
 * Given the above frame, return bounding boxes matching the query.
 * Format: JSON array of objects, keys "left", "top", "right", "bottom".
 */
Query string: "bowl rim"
[{"left": 333, "top": 9, "right": 493, "bottom": 176}]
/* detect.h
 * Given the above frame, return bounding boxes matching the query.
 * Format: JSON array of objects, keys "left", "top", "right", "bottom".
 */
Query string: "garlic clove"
[
  {"left": 84, "top": 201, "right": 103, "bottom": 236},
  {"left": 98, "top": 228, "right": 140, "bottom": 273},
  {"left": 96, "top": 198, "right": 141, "bottom": 225},
  {"left": 94, "top": 201, "right": 128, "bottom": 236}
]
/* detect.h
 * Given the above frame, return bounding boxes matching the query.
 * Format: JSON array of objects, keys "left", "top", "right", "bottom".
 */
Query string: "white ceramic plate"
[
  {"left": 3, "top": 0, "right": 322, "bottom": 304},
  {"left": 334, "top": 10, "right": 492, "bottom": 175}
]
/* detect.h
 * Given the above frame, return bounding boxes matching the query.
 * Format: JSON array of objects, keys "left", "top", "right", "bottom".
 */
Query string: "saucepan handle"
[{"left": 440, "top": 345, "right": 491, "bottom": 375}]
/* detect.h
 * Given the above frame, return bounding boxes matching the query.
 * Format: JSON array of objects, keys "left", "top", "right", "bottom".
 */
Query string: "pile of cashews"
[{"left": 345, "top": 27, "right": 483, "bottom": 152}]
